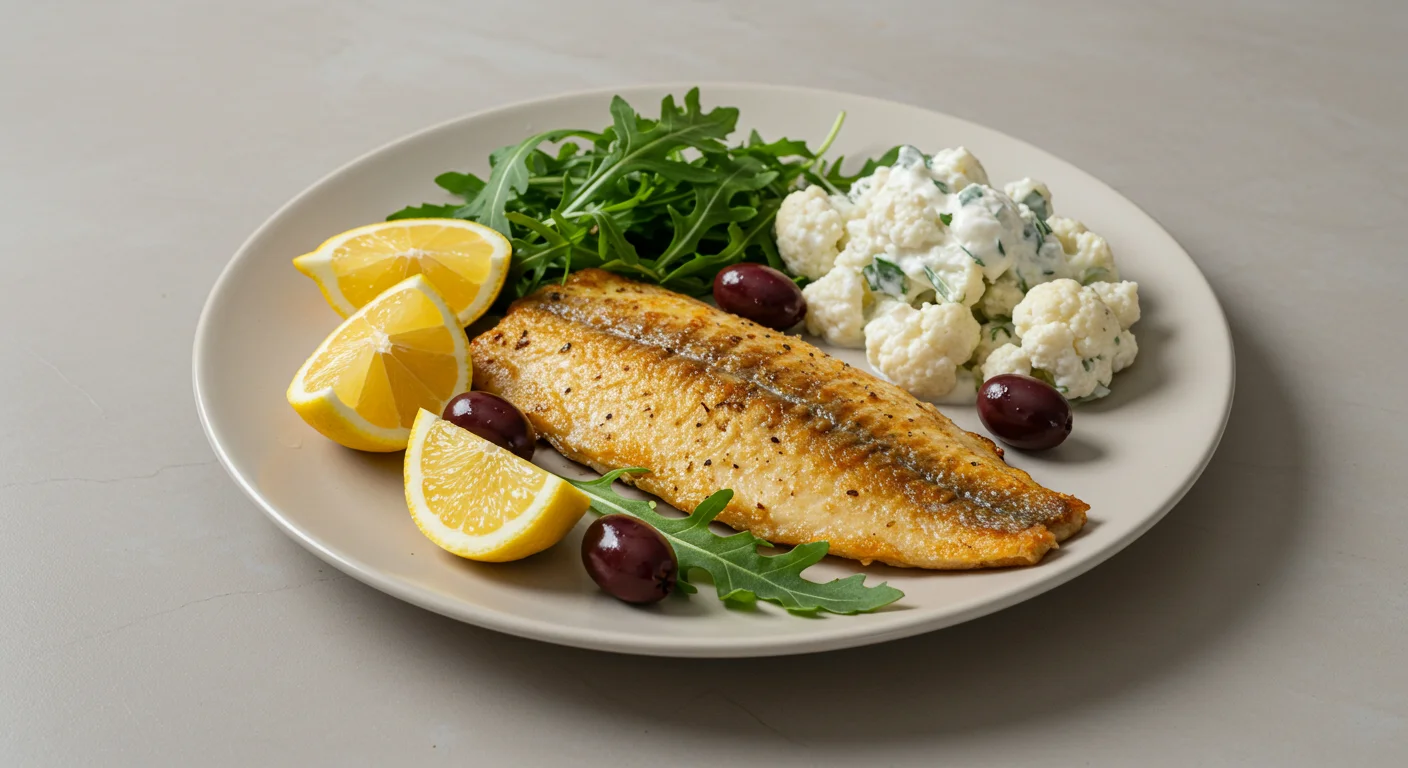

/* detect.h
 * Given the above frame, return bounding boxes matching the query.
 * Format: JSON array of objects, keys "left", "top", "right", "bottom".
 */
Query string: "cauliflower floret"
[
  {"left": 979, "top": 271, "right": 1025, "bottom": 319},
  {"left": 1088, "top": 280, "right": 1140, "bottom": 372},
  {"left": 864, "top": 302, "right": 980, "bottom": 398},
  {"left": 1003, "top": 206, "right": 1067, "bottom": 294},
  {"left": 928, "top": 147, "right": 990, "bottom": 192},
  {"left": 1003, "top": 278, "right": 1131, "bottom": 398},
  {"left": 845, "top": 165, "right": 890, "bottom": 211},
  {"left": 1014, "top": 280, "right": 1120, "bottom": 356},
  {"left": 899, "top": 245, "right": 985, "bottom": 307},
  {"left": 829, "top": 153, "right": 987, "bottom": 308},
  {"left": 868, "top": 297, "right": 911, "bottom": 321},
  {"left": 839, "top": 161, "right": 948, "bottom": 260},
  {"left": 802, "top": 266, "right": 869, "bottom": 347},
  {"left": 974, "top": 321, "right": 1017, "bottom": 367},
  {"left": 860, "top": 183, "right": 946, "bottom": 250},
  {"left": 1020, "top": 323, "right": 1111, "bottom": 398},
  {"left": 834, "top": 245, "right": 874, "bottom": 270},
  {"left": 981, "top": 343, "right": 1032, "bottom": 380},
  {"left": 1003, "top": 178, "right": 1053, "bottom": 221},
  {"left": 1110, "top": 328, "right": 1138, "bottom": 373},
  {"left": 1088, "top": 281, "right": 1140, "bottom": 329},
  {"left": 774, "top": 186, "right": 850, "bottom": 280},
  {"left": 790, "top": 148, "right": 1139, "bottom": 402},
  {"left": 1048, "top": 217, "right": 1119, "bottom": 284}
]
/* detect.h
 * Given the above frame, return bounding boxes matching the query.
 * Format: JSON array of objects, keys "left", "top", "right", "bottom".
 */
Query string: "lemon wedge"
[
  {"left": 293, "top": 218, "right": 510, "bottom": 327},
  {"left": 404, "top": 409, "right": 589, "bottom": 562},
  {"left": 287, "top": 275, "right": 471, "bottom": 451}
]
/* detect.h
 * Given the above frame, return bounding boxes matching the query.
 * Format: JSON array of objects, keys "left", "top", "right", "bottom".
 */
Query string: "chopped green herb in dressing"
[
  {"left": 922, "top": 264, "right": 959, "bottom": 303},
  {"left": 862, "top": 258, "right": 908, "bottom": 297},
  {"left": 1021, "top": 191, "right": 1050, "bottom": 221}
]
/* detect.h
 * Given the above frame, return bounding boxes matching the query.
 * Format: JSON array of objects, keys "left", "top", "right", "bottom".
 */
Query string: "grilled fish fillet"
[{"left": 471, "top": 269, "right": 1087, "bottom": 569}]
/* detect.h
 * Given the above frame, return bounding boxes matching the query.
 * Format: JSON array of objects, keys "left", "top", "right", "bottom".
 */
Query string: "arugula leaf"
[
  {"left": 506, "top": 211, "right": 601, "bottom": 292},
  {"left": 661, "top": 198, "right": 782, "bottom": 286},
  {"left": 387, "top": 203, "right": 461, "bottom": 221},
  {"left": 434, "top": 171, "right": 485, "bottom": 198},
  {"left": 391, "top": 89, "right": 897, "bottom": 301},
  {"left": 741, "top": 130, "right": 813, "bottom": 161},
  {"left": 1029, "top": 367, "right": 1067, "bottom": 394},
  {"left": 823, "top": 145, "right": 902, "bottom": 189},
  {"left": 655, "top": 157, "right": 775, "bottom": 270},
  {"left": 862, "top": 257, "right": 908, "bottom": 297},
  {"left": 589, "top": 211, "right": 640, "bottom": 268},
  {"left": 744, "top": 141, "right": 814, "bottom": 194},
  {"left": 456, "top": 129, "right": 595, "bottom": 236},
  {"left": 756, "top": 223, "right": 784, "bottom": 270},
  {"left": 560, "top": 89, "right": 738, "bottom": 216},
  {"left": 569, "top": 469, "right": 904, "bottom": 615}
]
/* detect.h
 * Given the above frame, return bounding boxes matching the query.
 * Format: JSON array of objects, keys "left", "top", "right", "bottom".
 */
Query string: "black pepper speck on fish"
[{"left": 471, "top": 269, "right": 1087, "bottom": 569}]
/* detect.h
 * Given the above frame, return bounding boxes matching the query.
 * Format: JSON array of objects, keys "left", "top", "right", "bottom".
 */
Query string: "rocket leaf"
[
  {"left": 568, "top": 468, "right": 904, "bottom": 616},
  {"left": 653, "top": 156, "right": 776, "bottom": 270},
  {"left": 391, "top": 88, "right": 893, "bottom": 302},
  {"left": 558, "top": 90, "right": 738, "bottom": 217}
]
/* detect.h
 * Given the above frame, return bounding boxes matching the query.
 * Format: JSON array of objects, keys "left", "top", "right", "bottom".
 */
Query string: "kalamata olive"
[
  {"left": 581, "top": 515, "right": 678, "bottom": 605},
  {"left": 441, "top": 391, "right": 536, "bottom": 461},
  {"left": 712, "top": 264, "right": 807, "bottom": 331},
  {"left": 977, "top": 374, "right": 1073, "bottom": 451}
]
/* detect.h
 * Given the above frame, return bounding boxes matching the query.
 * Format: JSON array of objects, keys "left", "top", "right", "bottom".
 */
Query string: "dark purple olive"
[
  {"left": 712, "top": 264, "right": 807, "bottom": 331},
  {"left": 441, "top": 391, "right": 536, "bottom": 461},
  {"left": 977, "top": 374, "right": 1073, "bottom": 451},
  {"left": 581, "top": 515, "right": 678, "bottom": 605}
]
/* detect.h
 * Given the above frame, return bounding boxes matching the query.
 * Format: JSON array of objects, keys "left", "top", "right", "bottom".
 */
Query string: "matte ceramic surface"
[{"left": 193, "top": 84, "right": 1233, "bottom": 657}]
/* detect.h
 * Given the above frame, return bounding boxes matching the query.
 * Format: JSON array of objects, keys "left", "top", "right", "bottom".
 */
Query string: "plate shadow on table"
[{"left": 344, "top": 307, "right": 1297, "bottom": 748}]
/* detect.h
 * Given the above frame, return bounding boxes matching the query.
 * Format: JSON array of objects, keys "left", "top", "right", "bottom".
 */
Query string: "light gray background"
[{"left": 3, "top": 0, "right": 1404, "bottom": 764}]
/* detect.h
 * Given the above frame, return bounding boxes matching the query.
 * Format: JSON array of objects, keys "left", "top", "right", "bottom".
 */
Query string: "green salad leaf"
[
  {"left": 654, "top": 156, "right": 775, "bottom": 271},
  {"left": 434, "top": 171, "right": 484, "bottom": 198},
  {"left": 568, "top": 469, "right": 904, "bottom": 615},
  {"left": 390, "top": 88, "right": 892, "bottom": 302},
  {"left": 455, "top": 128, "right": 600, "bottom": 237},
  {"left": 387, "top": 203, "right": 460, "bottom": 221}
]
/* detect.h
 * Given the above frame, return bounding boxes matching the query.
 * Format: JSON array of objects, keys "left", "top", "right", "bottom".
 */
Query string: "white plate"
[{"left": 193, "top": 84, "right": 1233, "bottom": 657}]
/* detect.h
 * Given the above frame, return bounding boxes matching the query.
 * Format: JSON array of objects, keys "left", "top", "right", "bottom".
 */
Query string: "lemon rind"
[
  {"left": 292, "top": 218, "right": 511, "bottom": 325},
  {"left": 404, "top": 409, "right": 583, "bottom": 561},
  {"left": 287, "top": 275, "right": 470, "bottom": 451}
]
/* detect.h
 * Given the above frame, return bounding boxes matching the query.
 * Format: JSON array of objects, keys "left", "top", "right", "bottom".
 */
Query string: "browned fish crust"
[{"left": 471, "top": 269, "right": 1087, "bottom": 569}]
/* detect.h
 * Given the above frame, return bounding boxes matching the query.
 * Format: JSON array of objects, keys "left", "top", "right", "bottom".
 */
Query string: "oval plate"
[{"left": 194, "top": 84, "right": 1233, "bottom": 657}]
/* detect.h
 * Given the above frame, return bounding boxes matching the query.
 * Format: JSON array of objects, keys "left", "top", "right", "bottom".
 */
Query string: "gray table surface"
[{"left": 4, "top": 0, "right": 1405, "bottom": 764}]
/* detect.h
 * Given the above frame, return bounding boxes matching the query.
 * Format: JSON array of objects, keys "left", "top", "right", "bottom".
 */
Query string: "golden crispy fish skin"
[{"left": 470, "top": 269, "right": 1087, "bottom": 569}]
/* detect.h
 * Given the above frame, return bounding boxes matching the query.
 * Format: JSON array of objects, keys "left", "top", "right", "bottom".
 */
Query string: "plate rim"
[{"left": 192, "top": 81, "right": 1236, "bottom": 657}]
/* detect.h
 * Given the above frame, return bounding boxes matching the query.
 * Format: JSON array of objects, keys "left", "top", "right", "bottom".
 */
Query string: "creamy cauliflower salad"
[{"left": 775, "top": 145, "right": 1141, "bottom": 401}]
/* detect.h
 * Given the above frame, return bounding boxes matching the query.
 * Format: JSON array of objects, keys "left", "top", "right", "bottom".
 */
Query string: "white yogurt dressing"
[{"left": 780, "top": 144, "right": 1141, "bottom": 402}]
